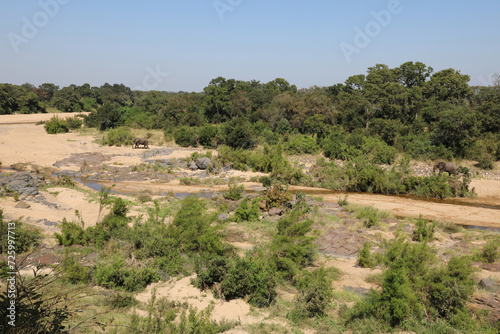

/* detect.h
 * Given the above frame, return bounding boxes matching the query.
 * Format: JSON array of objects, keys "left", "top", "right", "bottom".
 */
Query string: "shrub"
[
  {"left": 54, "top": 219, "right": 88, "bottom": 246},
  {"left": 284, "top": 135, "right": 319, "bottom": 155},
  {"left": 289, "top": 267, "right": 333, "bottom": 320},
  {"left": 174, "top": 126, "right": 198, "bottom": 147},
  {"left": 171, "top": 196, "right": 227, "bottom": 256},
  {"left": 321, "top": 133, "right": 348, "bottom": 160},
  {"left": 220, "top": 257, "right": 277, "bottom": 307},
  {"left": 103, "top": 127, "right": 134, "bottom": 146},
  {"left": 62, "top": 249, "right": 89, "bottom": 284},
  {"left": 412, "top": 215, "right": 436, "bottom": 242},
  {"left": 94, "top": 255, "right": 158, "bottom": 292},
  {"left": 0, "top": 211, "right": 42, "bottom": 254},
  {"left": 234, "top": 197, "right": 260, "bottom": 222},
  {"left": 64, "top": 115, "right": 83, "bottom": 129},
  {"left": 223, "top": 118, "right": 257, "bottom": 150},
  {"left": 223, "top": 183, "right": 245, "bottom": 201},
  {"left": 194, "top": 255, "right": 230, "bottom": 290},
  {"left": 478, "top": 238, "right": 500, "bottom": 264},
  {"left": 44, "top": 116, "right": 69, "bottom": 134},
  {"left": 264, "top": 184, "right": 293, "bottom": 209},
  {"left": 476, "top": 154, "right": 495, "bottom": 170},
  {"left": 198, "top": 123, "right": 220, "bottom": 148},
  {"left": 358, "top": 242, "right": 375, "bottom": 268}
]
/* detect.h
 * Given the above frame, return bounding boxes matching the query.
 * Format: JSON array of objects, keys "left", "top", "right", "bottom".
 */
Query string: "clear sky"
[{"left": 1, "top": 0, "right": 499, "bottom": 92}]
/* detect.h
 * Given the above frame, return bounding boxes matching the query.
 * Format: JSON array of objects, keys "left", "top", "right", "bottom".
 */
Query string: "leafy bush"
[
  {"left": 223, "top": 183, "right": 245, "bottom": 201},
  {"left": 412, "top": 215, "right": 437, "bottom": 242},
  {"left": 358, "top": 242, "right": 375, "bottom": 268},
  {"left": 54, "top": 219, "right": 88, "bottom": 246},
  {"left": 0, "top": 211, "right": 42, "bottom": 254},
  {"left": 62, "top": 249, "right": 89, "bottom": 284},
  {"left": 171, "top": 196, "right": 227, "bottom": 256},
  {"left": 198, "top": 123, "right": 220, "bottom": 148},
  {"left": 284, "top": 134, "right": 319, "bottom": 155},
  {"left": 234, "top": 197, "right": 260, "bottom": 222},
  {"left": 361, "top": 136, "right": 398, "bottom": 165},
  {"left": 102, "top": 127, "right": 134, "bottom": 146},
  {"left": 476, "top": 154, "right": 495, "bottom": 170},
  {"left": 321, "top": 133, "right": 348, "bottom": 160},
  {"left": 264, "top": 184, "right": 293, "bottom": 210},
  {"left": 288, "top": 267, "right": 333, "bottom": 320},
  {"left": 478, "top": 238, "right": 500, "bottom": 264},
  {"left": 346, "top": 204, "right": 389, "bottom": 228},
  {"left": 64, "top": 115, "right": 83, "bottom": 129},
  {"left": 44, "top": 116, "right": 69, "bottom": 134},
  {"left": 94, "top": 255, "right": 158, "bottom": 292},
  {"left": 174, "top": 126, "right": 198, "bottom": 147},
  {"left": 223, "top": 118, "right": 257, "bottom": 150},
  {"left": 269, "top": 203, "right": 316, "bottom": 280},
  {"left": 194, "top": 255, "right": 230, "bottom": 290},
  {"left": 220, "top": 256, "right": 277, "bottom": 307}
]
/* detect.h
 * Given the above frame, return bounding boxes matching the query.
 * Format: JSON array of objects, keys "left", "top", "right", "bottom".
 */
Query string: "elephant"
[
  {"left": 432, "top": 161, "right": 458, "bottom": 176},
  {"left": 132, "top": 138, "right": 149, "bottom": 149}
]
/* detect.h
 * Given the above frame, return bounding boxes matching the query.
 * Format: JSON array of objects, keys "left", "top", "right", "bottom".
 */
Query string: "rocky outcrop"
[
  {"left": 195, "top": 157, "right": 211, "bottom": 170},
  {"left": 0, "top": 172, "right": 45, "bottom": 196}
]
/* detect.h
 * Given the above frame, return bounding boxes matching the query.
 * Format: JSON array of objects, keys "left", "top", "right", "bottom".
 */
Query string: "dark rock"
[
  {"left": 268, "top": 208, "right": 283, "bottom": 216},
  {"left": 188, "top": 161, "right": 198, "bottom": 171},
  {"left": 479, "top": 278, "right": 498, "bottom": 292},
  {"left": 15, "top": 201, "right": 31, "bottom": 209},
  {"left": 179, "top": 161, "right": 188, "bottom": 169},
  {"left": 218, "top": 213, "right": 229, "bottom": 221},
  {"left": 0, "top": 171, "right": 45, "bottom": 196},
  {"left": 195, "top": 157, "right": 211, "bottom": 170}
]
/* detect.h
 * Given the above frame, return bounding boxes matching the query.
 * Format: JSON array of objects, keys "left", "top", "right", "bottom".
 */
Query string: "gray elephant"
[
  {"left": 132, "top": 138, "right": 149, "bottom": 149},
  {"left": 432, "top": 161, "right": 458, "bottom": 176}
]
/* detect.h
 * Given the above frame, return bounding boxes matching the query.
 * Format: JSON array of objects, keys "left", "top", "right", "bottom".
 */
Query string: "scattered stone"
[
  {"left": 268, "top": 208, "right": 283, "bottom": 216},
  {"left": 15, "top": 201, "right": 31, "bottom": 209},
  {"left": 0, "top": 171, "right": 45, "bottom": 196},
  {"left": 195, "top": 157, "right": 211, "bottom": 170},
  {"left": 479, "top": 278, "right": 499, "bottom": 292},
  {"left": 188, "top": 161, "right": 198, "bottom": 171},
  {"left": 218, "top": 213, "right": 229, "bottom": 221}
]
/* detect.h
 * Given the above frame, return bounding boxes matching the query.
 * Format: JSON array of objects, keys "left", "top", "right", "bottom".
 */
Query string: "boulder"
[
  {"left": 0, "top": 172, "right": 44, "bottom": 196},
  {"left": 268, "top": 207, "right": 283, "bottom": 216},
  {"left": 15, "top": 201, "right": 31, "bottom": 209},
  {"left": 195, "top": 157, "right": 211, "bottom": 170},
  {"left": 217, "top": 213, "right": 229, "bottom": 221},
  {"left": 479, "top": 278, "right": 498, "bottom": 292},
  {"left": 188, "top": 161, "right": 198, "bottom": 171}
]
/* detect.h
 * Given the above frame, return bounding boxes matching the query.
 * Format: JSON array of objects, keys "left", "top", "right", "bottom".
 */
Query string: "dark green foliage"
[
  {"left": 62, "top": 249, "right": 89, "bottom": 284},
  {"left": 476, "top": 154, "right": 495, "bottom": 170},
  {"left": 223, "top": 183, "right": 245, "bottom": 201},
  {"left": 106, "top": 293, "right": 138, "bottom": 309},
  {"left": 94, "top": 255, "right": 158, "bottom": 292},
  {"left": 85, "top": 102, "right": 123, "bottom": 130},
  {"left": 64, "top": 115, "right": 83, "bottom": 129},
  {"left": 174, "top": 125, "right": 198, "bottom": 147},
  {"left": 289, "top": 267, "right": 334, "bottom": 320},
  {"left": 270, "top": 203, "right": 316, "bottom": 279},
  {"left": 234, "top": 196, "right": 260, "bottom": 222},
  {"left": 322, "top": 132, "right": 348, "bottom": 160},
  {"left": 0, "top": 210, "right": 42, "bottom": 254},
  {"left": 223, "top": 118, "right": 257, "bottom": 149},
  {"left": 358, "top": 242, "right": 375, "bottom": 268},
  {"left": 194, "top": 255, "right": 230, "bottom": 290},
  {"left": 0, "top": 271, "right": 75, "bottom": 333},
  {"left": 348, "top": 238, "right": 478, "bottom": 330},
  {"left": 412, "top": 215, "right": 437, "bottom": 242},
  {"left": 478, "top": 238, "right": 500, "bottom": 264},
  {"left": 102, "top": 127, "right": 134, "bottom": 146},
  {"left": 44, "top": 116, "right": 69, "bottom": 134},
  {"left": 220, "top": 256, "right": 277, "bottom": 307},
  {"left": 284, "top": 134, "right": 319, "bottom": 155},
  {"left": 198, "top": 123, "right": 220, "bottom": 148},
  {"left": 308, "top": 157, "right": 475, "bottom": 199},
  {"left": 54, "top": 219, "right": 88, "bottom": 246},
  {"left": 171, "top": 196, "right": 227, "bottom": 256}
]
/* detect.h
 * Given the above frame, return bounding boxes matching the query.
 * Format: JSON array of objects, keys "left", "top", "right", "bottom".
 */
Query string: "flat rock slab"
[{"left": 316, "top": 227, "right": 367, "bottom": 257}]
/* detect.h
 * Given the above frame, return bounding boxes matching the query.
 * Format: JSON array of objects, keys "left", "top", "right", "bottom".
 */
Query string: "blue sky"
[{"left": 1, "top": 0, "right": 499, "bottom": 91}]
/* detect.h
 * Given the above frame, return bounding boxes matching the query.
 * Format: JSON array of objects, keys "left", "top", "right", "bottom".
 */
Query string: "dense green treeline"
[{"left": 2, "top": 62, "right": 500, "bottom": 162}]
